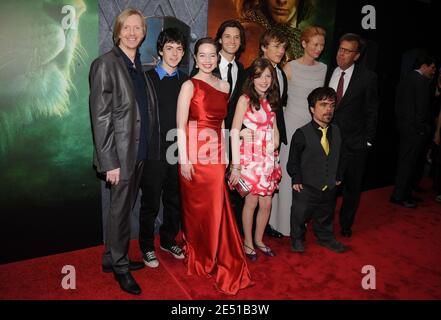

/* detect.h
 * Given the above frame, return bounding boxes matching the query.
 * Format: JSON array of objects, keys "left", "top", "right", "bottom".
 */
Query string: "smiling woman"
[{"left": 0, "top": 0, "right": 86, "bottom": 153}]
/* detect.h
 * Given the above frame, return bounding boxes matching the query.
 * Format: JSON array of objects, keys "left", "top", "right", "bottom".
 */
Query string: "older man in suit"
[
  {"left": 325, "top": 33, "right": 379, "bottom": 238},
  {"left": 89, "top": 8, "right": 160, "bottom": 295},
  {"left": 390, "top": 54, "right": 436, "bottom": 208}
]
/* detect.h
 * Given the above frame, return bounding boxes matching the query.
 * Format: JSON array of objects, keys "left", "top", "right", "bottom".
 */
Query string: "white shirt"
[
  {"left": 275, "top": 65, "right": 284, "bottom": 97},
  {"left": 219, "top": 53, "right": 238, "bottom": 93},
  {"left": 329, "top": 64, "right": 355, "bottom": 97}
]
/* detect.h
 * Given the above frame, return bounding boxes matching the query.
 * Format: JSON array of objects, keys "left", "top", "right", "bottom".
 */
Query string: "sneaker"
[
  {"left": 143, "top": 251, "right": 159, "bottom": 268},
  {"left": 160, "top": 245, "right": 185, "bottom": 260}
]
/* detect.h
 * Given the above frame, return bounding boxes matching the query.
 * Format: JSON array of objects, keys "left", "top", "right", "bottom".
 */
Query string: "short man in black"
[
  {"left": 287, "top": 87, "right": 347, "bottom": 254},
  {"left": 139, "top": 28, "right": 189, "bottom": 268}
]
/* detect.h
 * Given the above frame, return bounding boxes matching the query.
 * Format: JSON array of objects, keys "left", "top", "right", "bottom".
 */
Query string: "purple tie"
[{"left": 336, "top": 71, "right": 345, "bottom": 105}]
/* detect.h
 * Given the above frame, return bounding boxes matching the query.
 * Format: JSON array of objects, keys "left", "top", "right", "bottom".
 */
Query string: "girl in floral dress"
[{"left": 229, "top": 57, "right": 282, "bottom": 260}]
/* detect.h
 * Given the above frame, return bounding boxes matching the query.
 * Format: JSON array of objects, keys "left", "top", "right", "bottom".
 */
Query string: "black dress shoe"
[
  {"left": 291, "top": 240, "right": 305, "bottom": 253},
  {"left": 102, "top": 260, "right": 145, "bottom": 273},
  {"left": 264, "top": 225, "right": 284, "bottom": 238},
  {"left": 410, "top": 195, "right": 423, "bottom": 202},
  {"left": 341, "top": 229, "right": 352, "bottom": 238},
  {"left": 113, "top": 272, "right": 142, "bottom": 295},
  {"left": 389, "top": 196, "right": 417, "bottom": 208},
  {"left": 316, "top": 239, "right": 347, "bottom": 253}
]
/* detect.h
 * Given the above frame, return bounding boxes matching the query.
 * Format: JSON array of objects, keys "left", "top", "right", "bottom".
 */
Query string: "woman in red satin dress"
[{"left": 176, "top": 37, "right": 253, "bottom": 295}]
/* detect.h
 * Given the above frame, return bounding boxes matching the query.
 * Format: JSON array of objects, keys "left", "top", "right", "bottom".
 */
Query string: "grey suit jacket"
[{"left": 89, "top": 46, "right": 160, "bottom": 179}]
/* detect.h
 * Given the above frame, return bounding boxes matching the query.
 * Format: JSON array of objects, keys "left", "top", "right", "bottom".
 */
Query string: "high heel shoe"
[
  {"left": 243, "top": 244, "right": 257, "bottom": 261},
  {"left": 254, "top": 243, "right": 276, "bottom": 257}
]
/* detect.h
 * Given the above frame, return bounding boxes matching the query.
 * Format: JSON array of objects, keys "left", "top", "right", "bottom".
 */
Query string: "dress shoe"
[
  {"left": 113, "top": 272, "right": 142, "bottom": 295},
  {"left": 291, "top": 240, "right": 305, "bottom": 253},
  {"left": 254, "top": 243, "right": 276, "bottom": 257},
  {"left": 102, "top": 260, "right": 145, "bottom": 273},
  {"left": 410, "top": 195, "right": 423, "bottom": 202},
  {"left": 264, "top": 225, "right": 284, "bottom": 238},
  {"left": 389, "top": 196, "right": 417, "bottom": 208},
  {"left": 316, "top": 239, "right": 347, "bottom": 253},
  {"left": 341, "top": 229, "right": 352, "bottom": 238},
  {"left": 243, "top": 244, "right": 257, "bottom": 261}
]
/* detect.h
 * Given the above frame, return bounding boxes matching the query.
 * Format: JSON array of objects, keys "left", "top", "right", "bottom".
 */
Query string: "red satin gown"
[{"left": 179, "top": 78, "right": 253, "bottom": 295}]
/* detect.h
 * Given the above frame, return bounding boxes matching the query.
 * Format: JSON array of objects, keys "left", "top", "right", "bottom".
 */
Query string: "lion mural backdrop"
[{"left": 0, "top": 0, "right": 100, "bottom": 263}]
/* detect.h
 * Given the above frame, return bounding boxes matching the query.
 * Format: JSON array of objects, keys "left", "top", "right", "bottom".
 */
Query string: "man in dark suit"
[
  {"left": 214, "top": 19, "right": 247, "bottom": 130},
  {"left": 325, "top": 33, "right": 379, "bottom": 238},
  {"left": 213, "top": 20, "right": 247, "bottom": 231},
  {"left": 89, "top": 8, "right": 160, "bottom": 295},
  {"left": 390, "top": 54, "right": 436, "bottom": 208},
  {"left": 259, "top": 29, "right": 288, "bottom": 238}
]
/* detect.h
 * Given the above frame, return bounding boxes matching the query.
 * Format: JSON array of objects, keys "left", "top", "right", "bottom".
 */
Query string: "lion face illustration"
[{"left": 0, "top": 0, "right": 86, "bottom": 153}]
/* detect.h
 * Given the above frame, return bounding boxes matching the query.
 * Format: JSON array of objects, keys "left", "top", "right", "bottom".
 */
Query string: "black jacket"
[
  {"left": 325, "top": 63, "right": 378, "bottom": 151},
  {"left": 395, "top": 70, "right": 432, "bottom": 137},
  {"left": 89, "top": 46, "right": 160, "bottom": 179}
]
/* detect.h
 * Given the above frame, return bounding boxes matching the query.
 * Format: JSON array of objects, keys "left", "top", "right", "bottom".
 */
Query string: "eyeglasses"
[{"left": 338, "top": 47, "right": 358, "bottom": 54}]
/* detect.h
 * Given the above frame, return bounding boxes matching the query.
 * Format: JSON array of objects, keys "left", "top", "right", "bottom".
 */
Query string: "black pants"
[
  {"left": 139, "top": 159, "right": 180, "bottom": 252},
  {"left": 228, "top": 188, "right": 245, "bottom": 233},
  {"left": 290, "top": 185, "right": 337, "bottom": 242},
  {"left": 102, "top": 161, "right": 144, "bottom": 274},
  {"left": 339, "top": 147, "right": 367, "bottom": 231},
  {"left": 392, "top": 132, "right": 428, "bottom": 200}
]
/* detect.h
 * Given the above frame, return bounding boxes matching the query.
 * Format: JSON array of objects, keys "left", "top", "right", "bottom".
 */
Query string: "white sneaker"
[{"left": 143, "top": 251, "right": 159, "bottom": 268}]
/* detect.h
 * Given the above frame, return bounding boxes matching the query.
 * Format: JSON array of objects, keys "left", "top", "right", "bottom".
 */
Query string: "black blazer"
[
  {"left": 214, "top": 61, "right": 247, "bottom": 130},
  {"left": 394, "top": 70, "right": 432, "bottom": 137},
  {"left": 242, "top": 65, "right": 288, "bottom": 145},
  {"left": 325, "top": 63, "right": 378, "bottom": 151},
  {"left": 278, "top": 66, "right": 288, "bottom": 145},
  {"left": 89, "top": 46, "right": 160, "bottom": 179}
]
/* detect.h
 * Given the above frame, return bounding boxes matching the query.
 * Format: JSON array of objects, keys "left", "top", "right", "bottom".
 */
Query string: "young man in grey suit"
[
  {"left": 325, "top": 33, "right": 379, "bottom": 238},
  {"left": 89, "top": 8, "right": 160, "bottom": 295}
]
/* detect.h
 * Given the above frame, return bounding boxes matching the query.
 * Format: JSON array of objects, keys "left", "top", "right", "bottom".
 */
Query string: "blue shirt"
[{"left": 155, "top": 61, "right": 179, "bottom": 80}]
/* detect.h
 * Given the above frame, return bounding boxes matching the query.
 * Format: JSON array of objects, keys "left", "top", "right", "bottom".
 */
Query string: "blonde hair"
[
  {"left": 112, "top": 8, "right": 146, "bottom": 45},
  {"left": 300, "top": 26, "right": 326, "bottom": 44}
]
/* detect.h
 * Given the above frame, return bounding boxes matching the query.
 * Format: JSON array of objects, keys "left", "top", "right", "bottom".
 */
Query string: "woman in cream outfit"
[{"left": 270, "top": 26, "right": 328, "bottom": 236}]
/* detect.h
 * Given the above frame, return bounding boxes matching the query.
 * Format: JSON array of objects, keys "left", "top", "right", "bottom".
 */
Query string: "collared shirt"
[
  {"left": 329, "top": 63, "right": 355, "bottom": 98},
  {"left": 219, "top": 53, "right": 238, "bottom": 92},
  {"left": 155, "top": 61, "right": 179, "bottom": 80},
  {"left": 275, "top": 65, "right": 284, "bottom": 97},
  {"left": 117, "top": 46, "right": 149, "bottom": 161},
  {"left": 288, "top": 120, "right": 342, "bottom": 184}
]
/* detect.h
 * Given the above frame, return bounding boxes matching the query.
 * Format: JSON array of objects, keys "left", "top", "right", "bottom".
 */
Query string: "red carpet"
[{"left": 1, "top": 184, "right": 441, "bottom": 300}]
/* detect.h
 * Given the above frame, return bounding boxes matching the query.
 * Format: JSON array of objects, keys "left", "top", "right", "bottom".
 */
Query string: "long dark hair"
[
  {"left": 190, "top": 37, "right": 219, "bottom": 76},
  {"left": 214, "top": 19, "right": 246, "bottom": 59},
  {"left": 242, "top": 57, "right": 279, "bottom": 112}
]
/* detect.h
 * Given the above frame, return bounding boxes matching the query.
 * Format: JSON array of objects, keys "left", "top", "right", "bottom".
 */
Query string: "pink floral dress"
[{"left": 240, "top": 96, "right": 282, "bottom": 196}]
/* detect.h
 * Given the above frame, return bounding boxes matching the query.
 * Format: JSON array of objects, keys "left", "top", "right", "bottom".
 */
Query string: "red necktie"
[{"left": 336, "top": 71, "right": 345, "bottom": 105}]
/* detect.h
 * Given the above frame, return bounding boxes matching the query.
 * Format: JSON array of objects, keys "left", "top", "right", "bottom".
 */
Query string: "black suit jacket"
[
  {"left": 243, "top": 65, "right": 288, "bottom": 145},
  {"left": 325, "top": 63, "right": 378, "bottom": 151},
  {"left": 394, "top": 70, "right": 432, "bottom": 137},
  {"left": 89, "top": 46, "right": 160, "bottom": 179},
  {"left": 213, "top": 61, "right": 247, "bottom": 130}
]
